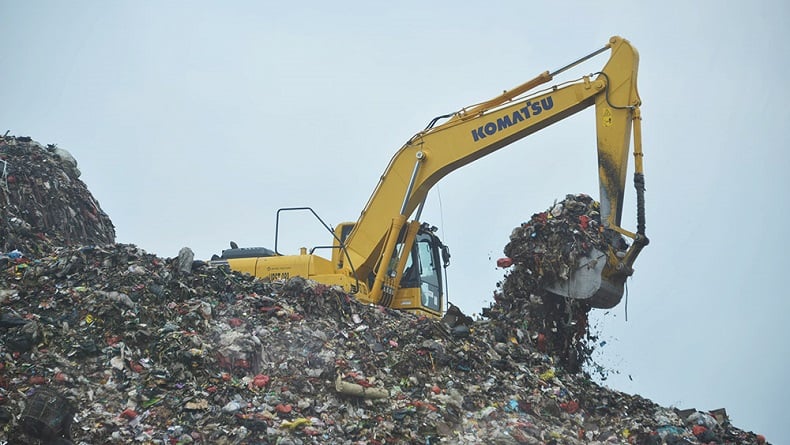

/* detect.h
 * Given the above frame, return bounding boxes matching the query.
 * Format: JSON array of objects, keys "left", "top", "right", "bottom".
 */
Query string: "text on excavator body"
[{"left": 471, "top": 96, "right": 554, "bottom": 142}]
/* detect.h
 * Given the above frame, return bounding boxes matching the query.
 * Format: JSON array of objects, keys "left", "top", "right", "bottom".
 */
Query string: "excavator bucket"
[{"left": 543, "top": 248, "right": 625, "bottom": 309}]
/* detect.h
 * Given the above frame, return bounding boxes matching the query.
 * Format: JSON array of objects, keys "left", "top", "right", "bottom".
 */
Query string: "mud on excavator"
[{"left": 211, "top": 36, "right": 649, "bottom": 317}]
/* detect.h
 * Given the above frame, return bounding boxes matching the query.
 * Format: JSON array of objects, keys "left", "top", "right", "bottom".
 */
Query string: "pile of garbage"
[
  {"left": 0, "top": 134, "right": 115, "bottom": 257},
  {"left": 0, "top": 246, "right": 768, "bottom": 444},
  {"left": 502, "top": 193, "right": 610, "bottom": 291},
  {"left": 0, "top": 139, "right": 769, "bottom": 444},
  {"left": 488, "top": 194, "right": 611, "bottom": 373}
]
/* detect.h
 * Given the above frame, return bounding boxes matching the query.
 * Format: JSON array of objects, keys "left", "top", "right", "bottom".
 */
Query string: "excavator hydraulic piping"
[
  {"left": 595, "top": 71, "right": 639, "bottom": 110},
  {"left": 425, "top": 113, "right": 454, "bottom": 130},
  {"left": 549, "top": 44, "right": 610, "bottom": 78},
  {"left": 414, "top": 197, "right": 427, "bottom": 222},
  {"left": 400, "top": 152, "right": 424, "bottom": 216}
]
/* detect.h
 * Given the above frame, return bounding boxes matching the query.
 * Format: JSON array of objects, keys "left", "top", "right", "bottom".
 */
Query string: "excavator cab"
[
  {"left": 398, "top": 227, "right": 449, "bottom": 314},
  {"left": 332, "top": 220, "right": 449, "bottom": 317}
]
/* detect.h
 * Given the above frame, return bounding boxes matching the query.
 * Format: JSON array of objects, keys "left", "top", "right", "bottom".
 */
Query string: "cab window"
[{"left": 416, "top": 237, "right": 441, "bottom": 311}]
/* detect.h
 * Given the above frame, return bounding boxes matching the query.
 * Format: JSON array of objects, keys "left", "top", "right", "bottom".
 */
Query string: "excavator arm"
[{"left": 340, "top": 36, "right": 647, "bottom": 308}]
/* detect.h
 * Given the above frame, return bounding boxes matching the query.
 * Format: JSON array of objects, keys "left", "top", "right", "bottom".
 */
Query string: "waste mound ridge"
[
  {"left": 0, "top": 135, "right": 116, "bottom": 256},
  {"left": 0, "top": 139, "right": 768, "bottom": 444}
]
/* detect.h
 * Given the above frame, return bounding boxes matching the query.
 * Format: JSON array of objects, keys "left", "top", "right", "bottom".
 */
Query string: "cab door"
[
  {"left": 398, "top": 232, "right": 444, "bottom": 314},
  {"left": 414, "top": 233, "right": 442, "bottom": 312}
]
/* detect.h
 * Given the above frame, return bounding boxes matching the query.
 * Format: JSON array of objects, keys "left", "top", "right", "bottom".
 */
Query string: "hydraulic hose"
[{"left": 634, "top": 172, "right": 647, "bottom": 239}]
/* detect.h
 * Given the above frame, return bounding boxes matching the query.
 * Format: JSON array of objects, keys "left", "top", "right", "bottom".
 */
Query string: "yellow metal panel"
[
  {"left": 392, "top": 287, "right": 441, "bottom": 318},
  {"left": 594, "top": 37, "right": 640, "bottom": 228},
  {"left": 228, "top": 253, "right": 337, "bottom": 284}
]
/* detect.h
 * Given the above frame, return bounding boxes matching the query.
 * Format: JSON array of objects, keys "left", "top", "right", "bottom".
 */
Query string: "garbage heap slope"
[
  {"left": 0, "top": 139, "right": 769, "bottom": 444},
  {"left": 0, "top": 134, "right": 115, "bottom": 256}
]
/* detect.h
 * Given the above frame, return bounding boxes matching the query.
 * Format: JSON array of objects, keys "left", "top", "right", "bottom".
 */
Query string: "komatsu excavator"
[{"left": 213, "top": 36, "right": 648, "bottom": 318}]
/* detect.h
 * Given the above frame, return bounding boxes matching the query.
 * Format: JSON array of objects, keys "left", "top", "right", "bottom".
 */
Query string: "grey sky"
[{"left": 2, "top": 1, "right": 789, "bottom": 441}]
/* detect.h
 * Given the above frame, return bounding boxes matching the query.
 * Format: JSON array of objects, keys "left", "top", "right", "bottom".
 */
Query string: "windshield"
[{"left": 416, "top": 235, "right": 441, "bottom": 311}]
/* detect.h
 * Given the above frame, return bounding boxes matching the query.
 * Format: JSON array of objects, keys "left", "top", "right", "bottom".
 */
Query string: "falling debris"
[
  {"left": 490, "top": 194, "right": 612, "bottom": 372},
  {"left": 0, "top": 138, "right": 770, "bottom": 444}
]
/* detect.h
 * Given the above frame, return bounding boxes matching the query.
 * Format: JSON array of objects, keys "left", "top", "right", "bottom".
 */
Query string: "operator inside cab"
[{"left": 400, "top": 234, "right": 443, "bottom": 312}]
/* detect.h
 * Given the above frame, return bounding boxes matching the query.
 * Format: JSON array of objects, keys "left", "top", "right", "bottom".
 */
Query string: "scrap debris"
[
  {"left": 0, "top": 137, "right": 770, "bottom": 443},
  {"left": 503, "top": 193, "right": 611, "bottom": 289},
  {"left": 490, "top": 194, "right": 612, "bottom": 373},
  {"left": 0, "top": 135, "right": 115, "bottom": 257}
]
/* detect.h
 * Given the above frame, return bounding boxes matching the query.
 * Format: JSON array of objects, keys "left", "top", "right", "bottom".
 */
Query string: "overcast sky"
[{"left": 2, "top": 1, "right": 789, "bottom": 442}]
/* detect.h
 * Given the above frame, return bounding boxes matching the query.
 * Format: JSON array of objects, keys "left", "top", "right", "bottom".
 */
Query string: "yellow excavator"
[{"left": 213, "top": 36, "right": 648, "bottom": 318}]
